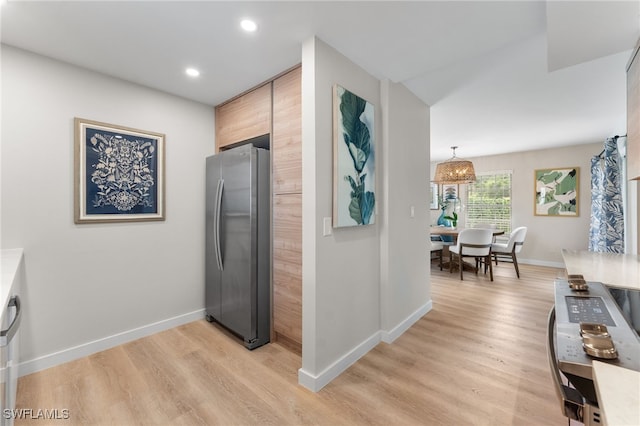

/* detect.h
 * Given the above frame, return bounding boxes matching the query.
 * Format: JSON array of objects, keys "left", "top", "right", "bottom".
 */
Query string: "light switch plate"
[{"left": 323, "top": 217, "right": 332, "bottom": 236}]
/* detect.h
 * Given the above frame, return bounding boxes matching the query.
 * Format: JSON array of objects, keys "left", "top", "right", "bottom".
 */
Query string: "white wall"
[
  {"left": 379, "top": 80, "right": 431, "bottom": 339},
  {"left": 430, "top": 142, "right": 602, "bottom": 266},
  {"left": 300, "top": 37, "right": 381, "bottom": 390},
  {"left": 300, "top": 37, "right": 431, "bottom": 391},
  {"left": 1, "top": 46, "right": 214, "bottom": 371}
]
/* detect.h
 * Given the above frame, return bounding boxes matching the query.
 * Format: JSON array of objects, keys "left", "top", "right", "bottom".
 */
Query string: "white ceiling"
[{"left": 1, "top": 1, "right": 638, "bottom": 161}]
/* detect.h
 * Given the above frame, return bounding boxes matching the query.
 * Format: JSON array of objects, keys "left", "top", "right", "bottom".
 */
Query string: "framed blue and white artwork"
[
  {"left": 74, "top": 118, "right": 165, "bottom": 223},
  {"left": 332, "top": 84, "right": 376, "bottom": 227}
]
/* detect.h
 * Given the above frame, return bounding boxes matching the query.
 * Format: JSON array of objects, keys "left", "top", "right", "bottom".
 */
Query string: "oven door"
[{"left": 546, "top": 307, "right": 602, "bottom": 426}]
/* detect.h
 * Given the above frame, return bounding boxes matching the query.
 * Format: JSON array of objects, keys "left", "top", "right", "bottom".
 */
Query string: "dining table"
[
  {"left": 429, "top": 226, "right": 505, "bottom": 272},
  {"left": 430, "top": 226, "right": 505, "bottom": 240}
]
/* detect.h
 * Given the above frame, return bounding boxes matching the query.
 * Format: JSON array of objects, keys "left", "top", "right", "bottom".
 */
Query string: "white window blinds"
[{"left": 465, "top": 171, "right": 512, "bottom": 233}]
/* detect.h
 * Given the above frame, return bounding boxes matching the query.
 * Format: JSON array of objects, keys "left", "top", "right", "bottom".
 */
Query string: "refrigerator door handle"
[
  {"left": 0, "top": 296, "right": 22, "bottom": 347},
  {"left": 215, "top": 179, "right": 224, "bottom": 271},
  {"left": 211, "top": 179, "right": 218, "bottom": 270}
]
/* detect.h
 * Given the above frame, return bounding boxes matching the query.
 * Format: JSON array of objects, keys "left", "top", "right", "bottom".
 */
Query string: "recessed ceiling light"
[
  {"left": 185, "top": 68, "right": 200, "bottom": 78},
  {"left": 240, "top": 19, "right": 257, "bottom": 32}
]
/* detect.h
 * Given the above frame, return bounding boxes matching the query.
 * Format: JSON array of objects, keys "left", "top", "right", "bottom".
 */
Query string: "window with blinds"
[{"left": 465, "top": 171, "right": 512, "bottom": 233}]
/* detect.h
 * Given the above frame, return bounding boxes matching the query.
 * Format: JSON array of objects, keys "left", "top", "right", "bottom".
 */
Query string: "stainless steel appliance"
[
  {"left": 205, "top": 145, "right": 270, "bottom": 350},
  {"left": 547, "top": 279, "right": 640, "bottom": 425}
]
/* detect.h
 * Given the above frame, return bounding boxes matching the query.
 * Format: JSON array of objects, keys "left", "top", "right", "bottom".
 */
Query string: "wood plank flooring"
[{"left": 15, "top": 263, "right": 568, "bottom": 425}]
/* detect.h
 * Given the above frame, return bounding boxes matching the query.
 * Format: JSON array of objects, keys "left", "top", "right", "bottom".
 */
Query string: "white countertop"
[
  {"left": 1, "top": 249, "right": 24, "bottom": 313},
  {"left": 561, "top": 249, "right": 640, "bottom": 290},
  {"left": 593, "top": 360, "right": 640, "bottom": 426}
]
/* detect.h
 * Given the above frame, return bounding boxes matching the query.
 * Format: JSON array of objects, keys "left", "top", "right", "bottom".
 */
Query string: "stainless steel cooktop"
[{"left": 553, "top": 279, "right": 640, "bottom": 380}]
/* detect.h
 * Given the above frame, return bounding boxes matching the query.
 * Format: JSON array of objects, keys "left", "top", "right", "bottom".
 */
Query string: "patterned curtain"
[{"left": 589, "top": 138, "right": 624, "bottom": 252}]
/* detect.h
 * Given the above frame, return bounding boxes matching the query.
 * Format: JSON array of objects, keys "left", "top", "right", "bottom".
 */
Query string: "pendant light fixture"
[{"left": 433, "top": 146, "right": 476, "bottom": 184}]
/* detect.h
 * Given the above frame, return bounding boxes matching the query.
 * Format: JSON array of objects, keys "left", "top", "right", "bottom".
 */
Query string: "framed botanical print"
[
  {"left": 430, "top": 182, "right": 439, "bottom": 210},
  {"left": 441, "top": 184, "right": 459, "bottom": 203},
  {"left": 534, "top": 167, "right": 579, "bottom": 216},
  {"left": 332, "top": 84, "right": 376, "bottom": 227},
  {"left": 74, "top": 118, "right": 165, "bottom": 223}
]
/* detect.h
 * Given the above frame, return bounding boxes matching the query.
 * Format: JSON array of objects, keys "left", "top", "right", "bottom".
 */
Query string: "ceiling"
[{"left": 1, "top": 1, "right": 638, "bottom": 161}]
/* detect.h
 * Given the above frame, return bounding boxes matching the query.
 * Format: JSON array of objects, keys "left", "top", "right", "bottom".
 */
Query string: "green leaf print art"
[
  {"left": 535, "top": 167, "right": 579, "bottom": 216},
  {"left": 333, "top": 85, "right": 376, "bottom": 227}
]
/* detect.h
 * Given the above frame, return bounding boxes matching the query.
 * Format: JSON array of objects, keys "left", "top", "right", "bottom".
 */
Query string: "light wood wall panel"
[
  {"left": 627, "top": 40, "right": 640, "bottom": 180},
  {"left": 215, "top": 83, "right": 272, "bottom": 151},
  {"left": 272, "top": 67, "right": 302, "bottom": 194},
  {"left": 272, "top": 193, "right": 302, "bottom": 353},
  {"left": 272, "top": 66, "right": 303, "bottom": 354}
]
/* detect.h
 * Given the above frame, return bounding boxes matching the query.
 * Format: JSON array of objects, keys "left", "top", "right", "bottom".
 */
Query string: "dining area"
[
  {"left": 430, "top": 149, "right": 529, "bottom": 281},
  {"left": 430, "top": 225, "right": 528, "bottom": 281}
]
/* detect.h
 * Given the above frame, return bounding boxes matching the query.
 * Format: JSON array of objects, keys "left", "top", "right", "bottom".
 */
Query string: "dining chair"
[
  {"left": 472, "top": 223, "right": 498, "bottom": 242},
  {"left": 448, "top": 228, "right": 494, "bottom": 281},
  {"left": 430, "top": 240, "right": 444, "bottom": 271},
  {"left": 491, "top": 226, "right": 528, "bottom": 278},
  {"left": 472, "top": 223, "right": 497, "bottom": 229}
]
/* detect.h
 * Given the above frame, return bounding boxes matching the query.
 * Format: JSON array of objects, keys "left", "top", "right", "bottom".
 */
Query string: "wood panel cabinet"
[
  {"left": 215, "top": 83, "right": 272, "bottom": 151},
  {"left": 272, "top": 66, "right": 302, "bottom": 194},
  {"left": 272, "top": 67, "right": 302, "bottom": 354},
  {"left": 272, "top": 193, "right": 302, "bottom": 353},
  {"left": 628, "top": 40, "right": 640, "bottom": 257},
  {"left": 214, "top": 66, "right": 302, "bottom": 355},
  {"left": 628, "top": 40, "right": 640, "bottom": 181}
]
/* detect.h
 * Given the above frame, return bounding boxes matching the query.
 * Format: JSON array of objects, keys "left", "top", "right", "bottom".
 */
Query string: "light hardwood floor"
[{"left": 16, "top": 263, "right": 568, "bottom": 425}]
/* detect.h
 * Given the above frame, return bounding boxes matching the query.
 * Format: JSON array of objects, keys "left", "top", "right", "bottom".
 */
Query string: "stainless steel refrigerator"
[{"left": 205, "top": 145, "right": 270, "bottom": 350}]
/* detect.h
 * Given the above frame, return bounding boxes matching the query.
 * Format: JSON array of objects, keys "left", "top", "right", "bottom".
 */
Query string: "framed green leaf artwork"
[
  {"left": 534, "top": 167, "right": 579, "bottom": 216},
  {"left": 333, "top": 84, "right": 376, "bottom": 227}
]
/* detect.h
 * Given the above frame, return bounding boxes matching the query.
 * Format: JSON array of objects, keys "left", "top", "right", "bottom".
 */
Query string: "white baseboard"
[
  {"left": 381, "top": 301, "right": 432, "bottom": 344},
  {"left": 18, "top": 309, "right": 205, "bottom": 377},
  {"left": 298, "top": 301, "right": 433, "bottom": 392},
  {"left": 518, "top": 258, "right": 565, "bottom": 269},
  {"left": 298, "top": 330, "right": 382, "bottom": 392}
]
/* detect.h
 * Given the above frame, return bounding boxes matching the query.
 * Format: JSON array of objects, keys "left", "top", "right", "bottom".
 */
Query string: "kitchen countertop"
[
  {"left": 1, "top": 249, "right": 24, "bottom": 313},
  {"left": 592, "top": 360, "right": 640, "bottom": 426},
  {"left": 561, "top": 249, "right": 640, "bottom": 290}
]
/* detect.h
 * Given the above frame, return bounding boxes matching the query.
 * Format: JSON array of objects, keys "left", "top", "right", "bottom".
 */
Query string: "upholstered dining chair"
[
  {"left": 491, "top": 226, "right": 528, "bottom": 278},
  {"left": 472, "top": 223, "right": 498, "bottom": 242},
  {"left": 430, "top": 240, "right": 444, "bottom": 271},
  {"left": 448, "top": 228, "right": 494, "bottom": 281},
  {"left": 472, "top": 223, "right": 497, "bottom": 229}
]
